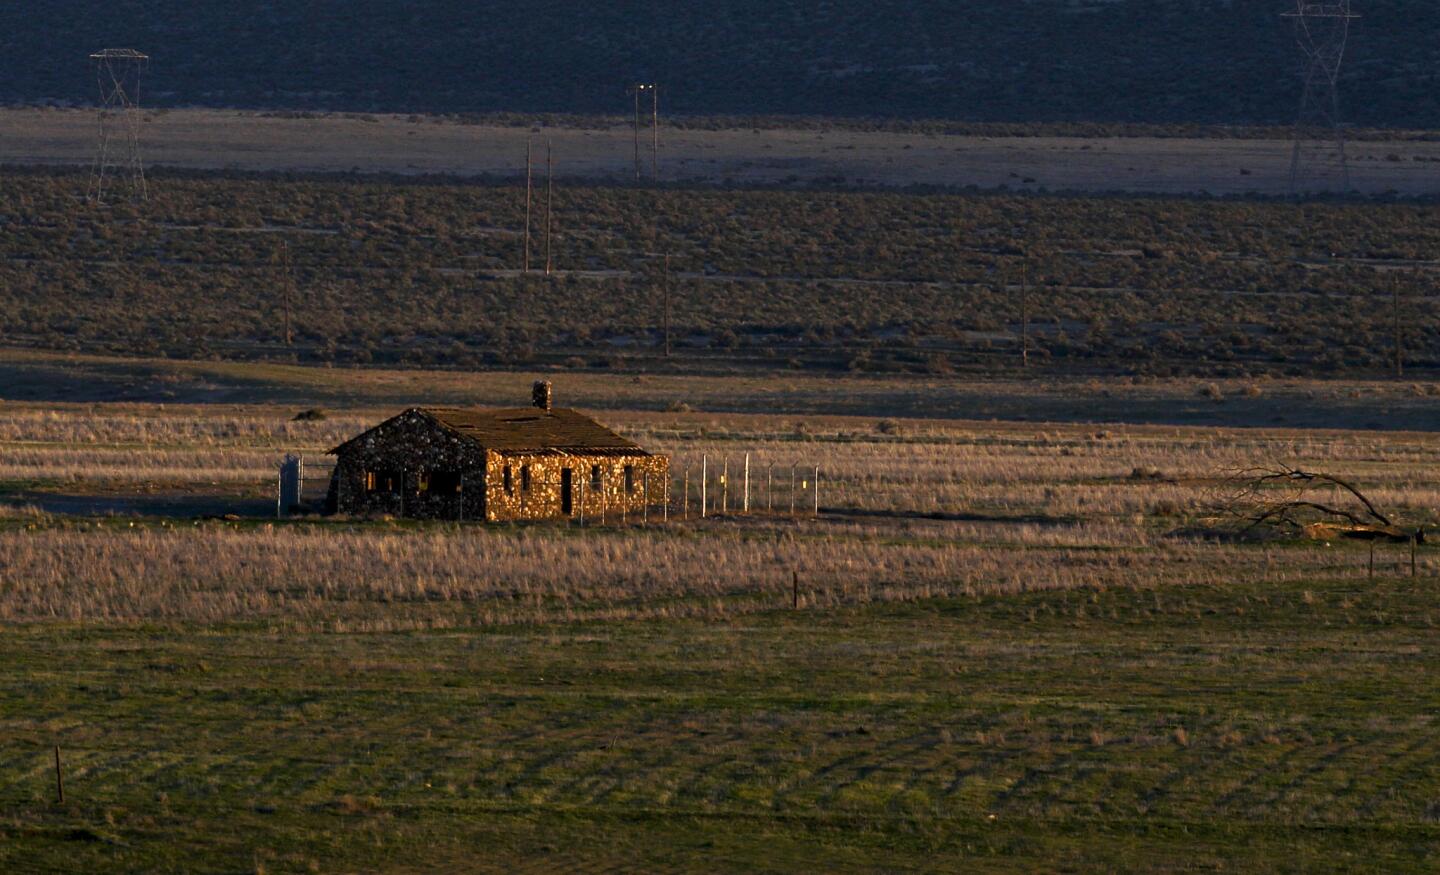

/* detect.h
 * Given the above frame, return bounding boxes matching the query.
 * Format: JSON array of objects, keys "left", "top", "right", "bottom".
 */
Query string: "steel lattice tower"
[
  {"left": 1284, "top": 2, "right": 1356, "bottom": 195},
  {"left": 88, "top": 49, "right": 150, "bottom": 203}
]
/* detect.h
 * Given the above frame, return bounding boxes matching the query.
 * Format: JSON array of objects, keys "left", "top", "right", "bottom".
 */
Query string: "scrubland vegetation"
[{"left": 1, "top": 170, "right": 1438, "bottom": 376}]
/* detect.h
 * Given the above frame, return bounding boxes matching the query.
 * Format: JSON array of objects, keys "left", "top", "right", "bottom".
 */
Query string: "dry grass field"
[
  {"left": 1, "top": 402, "right": 1437, "bottom": 631},
  {"left": 0, "top": 360, "right": 1437, "bottom": 871},
  {"left": 5, "top": 108, "right": 1440, "bottom": 195}
]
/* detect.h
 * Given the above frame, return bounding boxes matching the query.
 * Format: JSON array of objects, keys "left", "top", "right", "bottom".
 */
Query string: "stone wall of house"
[
  {"left": 332, "top": 410, "right": 489, "bottom": 520},
  {"left": 483, "top": 452, "right": 670, "bottom": 523}
]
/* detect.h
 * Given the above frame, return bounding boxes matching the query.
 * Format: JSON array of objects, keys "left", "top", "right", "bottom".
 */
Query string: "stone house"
[{"left": 326, "top": 382, "right": 668, "bottom": 522}]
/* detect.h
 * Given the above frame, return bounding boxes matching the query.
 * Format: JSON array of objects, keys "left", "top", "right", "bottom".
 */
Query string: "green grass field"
[{"left": 2, "top": 576, "right": 1436, "bottom": 873}]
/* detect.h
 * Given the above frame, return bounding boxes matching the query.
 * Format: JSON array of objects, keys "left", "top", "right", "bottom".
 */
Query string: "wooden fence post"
[
  {"left": 683, "top": 467, "right": 689, "bottom": 520},
  {"left": 1369, "top": 540, "right": 1376, "bottom": 580},
  {"left": 54, "top": 745, "right": 63, "bottom": 804},
  {"left": 701, "top": 456, "right": 708, "bottom": 519},
  {"left": 643, "top": 471, "right": 649, "bottom": 527},
  {"left": 814, "top": 466, "right": 820, "bottom": 518},
  {"left": 767, "top": 465, "right": 773, "bottom": 514},
  {"left": 722, "top": 457, "right": 729, "bottom": 514},
  {"left": 790, "top": 464, "right": 797, "bottom": 517},
  {"left": 744, "top": 453, "right": 751, "bottom": 514}
]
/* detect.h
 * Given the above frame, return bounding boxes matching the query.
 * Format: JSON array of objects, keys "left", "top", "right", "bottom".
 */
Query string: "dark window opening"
[
  {"left": 521, "top": 465, "right": 532, "bottom": 492},
  {"left": 430, "top": 471, "right": 463, "bottom": 495},
  {"left": 366, "top": 469, "right": 404, "bottom": 494},
  {"left": 625, "top": 465, "right": 636, "bottom": 493},
  {"left": 503, "top": 464, "right": 514, "bottom": 495},
  {"left": 591, "top": 464, "right": 603, "bottom": 491}
]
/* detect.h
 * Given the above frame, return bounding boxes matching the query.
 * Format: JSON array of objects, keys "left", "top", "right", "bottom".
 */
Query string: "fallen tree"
[{"left": 1216, "top": 465, "right": 1425, "bottom": 544}]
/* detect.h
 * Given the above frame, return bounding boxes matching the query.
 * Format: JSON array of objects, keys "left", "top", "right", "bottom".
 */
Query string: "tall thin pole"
[
  {"left": 545, "top": 141, "right": 555, "bottom": 276},
  {"left": 523, "top": 140, "right": 533, "bottom": 274},
  {"left": 1394, "top": 273, "right": 1404, "bottom": 379},
  {"left": 279, "top": 240, "right": 294, "bottom": 347},
  {"left": 701, "top": 455, "right": 708, "bottom": 519},
  {"left": 1020, "top": 262, "right": 1030, "bottom": 370},
  {"left": 663, "top": 254, "right": 673, "bottom": 358},
  {"left": 651, "top": 85, "right": 660, "bottom": 180},
  {"left": 633, "top": 88, "right": 642, "bottom": 181}
]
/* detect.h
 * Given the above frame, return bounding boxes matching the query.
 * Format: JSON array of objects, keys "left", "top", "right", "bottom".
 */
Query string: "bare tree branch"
[{"left": 1214, "top": 464, "right": 1406, "bottom": 539}]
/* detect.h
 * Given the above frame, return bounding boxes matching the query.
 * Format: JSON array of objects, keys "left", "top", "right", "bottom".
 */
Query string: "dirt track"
[{"left": 3, "top": 108, "right": 1438, "bottom": 195}]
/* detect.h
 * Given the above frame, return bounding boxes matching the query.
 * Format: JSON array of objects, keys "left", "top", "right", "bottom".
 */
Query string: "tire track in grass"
[
  {"left": 790, "top": 731, "right": 937, "bottom": 811},
  {"left": 1235, "top": 739, "right": 1363, "bottom": 820},
  {"left": 1208, "top": 743, "right": 1305, "bottom": 817},
  {"left": 1355, "top": 732, "right": 1440, "bottom": 820}
]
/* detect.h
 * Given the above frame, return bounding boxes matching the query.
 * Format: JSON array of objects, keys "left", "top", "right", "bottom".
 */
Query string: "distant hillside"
[{"left": 2, "top": 1, "right": 1438, "bottom": 128}]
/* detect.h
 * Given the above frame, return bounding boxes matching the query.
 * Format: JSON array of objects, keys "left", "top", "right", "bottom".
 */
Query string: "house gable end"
[{"left": 328, "top": 409, "right": 484, "bottom": 461}]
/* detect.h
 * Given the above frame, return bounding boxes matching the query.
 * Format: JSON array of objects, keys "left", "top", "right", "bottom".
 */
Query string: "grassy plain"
[{"left": 0, "top": 360, "right": 1437, "bottom": 871}]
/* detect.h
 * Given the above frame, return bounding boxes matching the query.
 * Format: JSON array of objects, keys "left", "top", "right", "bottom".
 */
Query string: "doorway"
[{"left": 561, "top": 468, "right": 573, "bottom": 516}]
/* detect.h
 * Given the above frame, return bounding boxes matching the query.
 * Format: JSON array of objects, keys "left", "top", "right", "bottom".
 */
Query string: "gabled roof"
[{"left": 329, "top": 407, "right": 648, "bottom": 457}]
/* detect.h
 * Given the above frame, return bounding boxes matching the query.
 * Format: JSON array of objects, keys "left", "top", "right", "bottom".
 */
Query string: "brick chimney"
[{"left": 532, "top": 380, "right": 553, "bottom": 411}]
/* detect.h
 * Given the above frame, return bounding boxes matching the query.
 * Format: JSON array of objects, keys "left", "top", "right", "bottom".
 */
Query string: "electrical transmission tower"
[
  {"left": 88, "top": 49, "right": 150, "bottom": 204},
  {"left": 1283, "top": 2, "right": 1357, "bottom": 195}
]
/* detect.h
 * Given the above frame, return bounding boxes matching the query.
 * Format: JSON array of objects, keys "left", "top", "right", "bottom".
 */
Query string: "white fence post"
[{"left": 744, "top": 453, "right": 751, "bottom": 514}]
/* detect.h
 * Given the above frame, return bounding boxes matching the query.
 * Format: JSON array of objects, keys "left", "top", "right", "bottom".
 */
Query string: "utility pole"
[
  {"left": 277, "top": 240, "right": 295, "bottom": 347},
  {"left": 651, "top": 84, "right": 660, "bottom": 181},
  {"left": 1020, "top": 262, "right": 1030, "bottom": 369},
  {"left": 632, "top": 86, "right": 642, "bottom": 181},
  {"left": 523, "top": 140, "right": 533, "bottom": 274},
  {"left": 663, "top": 253, "right": 673, "bottom": 358},
  {"left": 627, "top": 83, "right": 658, "bottom": 181},
  {"left": 545, "top": 140, "right": 554, "bottom": 276},
  {"left": 1393, "top": 272, "right": 1404, "bottom": 379}
]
